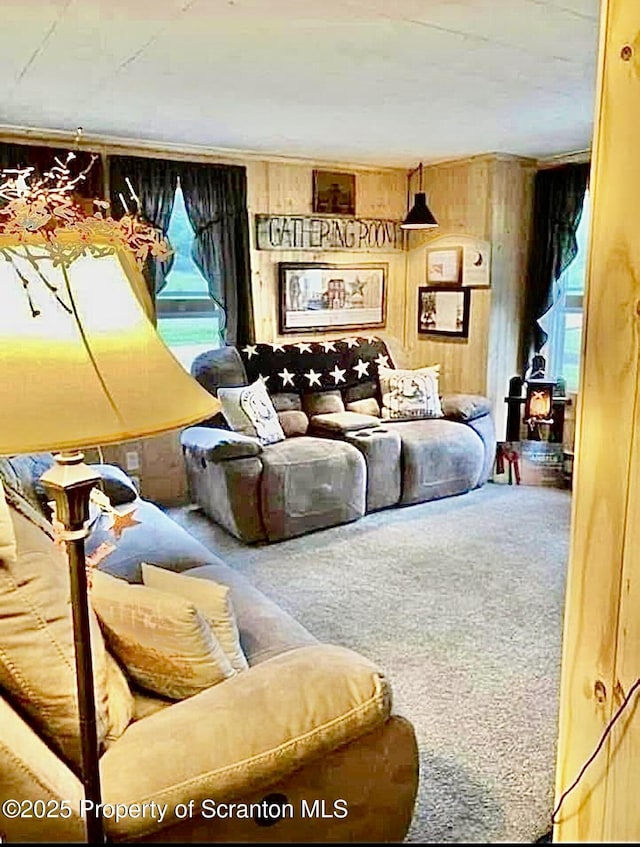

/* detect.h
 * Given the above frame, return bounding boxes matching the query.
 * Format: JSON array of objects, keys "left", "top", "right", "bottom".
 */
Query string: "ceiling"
[{"left": 0, "top": 0, "right": 601, "bottom": 168}]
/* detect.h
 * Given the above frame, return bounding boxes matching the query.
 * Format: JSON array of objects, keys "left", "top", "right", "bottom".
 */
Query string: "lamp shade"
[
  {"left": 0, "top": 237, "right": 221, "bottom": 455},
  {"left": 400, "top": 192, "right": 438, "bottom": 230}
]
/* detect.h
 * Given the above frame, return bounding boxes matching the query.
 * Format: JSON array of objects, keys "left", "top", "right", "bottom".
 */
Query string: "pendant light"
[{"left": 400, "top": 162, "right": 438, "bottom": 230}]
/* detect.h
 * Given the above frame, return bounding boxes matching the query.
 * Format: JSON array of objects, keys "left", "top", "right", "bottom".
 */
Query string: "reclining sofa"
[
  {"left": 182, "top": 337, "right": 495, "bottom": 543},
  {"left": 0, "top": 453, "right": 418, "bottom": 843}
]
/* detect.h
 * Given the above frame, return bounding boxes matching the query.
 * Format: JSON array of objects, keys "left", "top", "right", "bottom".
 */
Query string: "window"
[
  {"left": 540, "top": 190, "right": 590, "bottom": 392},
  {"left": 156, "top": 180, "right": 222, "bottom": 371}
]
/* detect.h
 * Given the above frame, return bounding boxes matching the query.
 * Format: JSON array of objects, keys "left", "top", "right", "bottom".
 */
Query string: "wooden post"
[{"left": 553, "top": 0, "right": 640, "bottom": 840}]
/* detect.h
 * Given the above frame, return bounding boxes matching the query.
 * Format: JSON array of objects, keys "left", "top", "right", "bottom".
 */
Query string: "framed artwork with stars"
[{"left": 278, "top": 262, "right": 387, "bottom": 334}]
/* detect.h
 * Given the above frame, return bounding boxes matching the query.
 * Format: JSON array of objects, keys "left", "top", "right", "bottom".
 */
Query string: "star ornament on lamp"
[{"left": 0, "top": 155, "right": 220, "bottom": 844}]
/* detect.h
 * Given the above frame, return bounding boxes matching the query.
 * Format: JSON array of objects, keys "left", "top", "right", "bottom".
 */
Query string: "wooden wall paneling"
[
  {"left": 553, "top": 0, "right": 640, "bottom": 840},
  {"left": 246, "top": 162, "right": 408, "bottom": 347},
  {"left": 403, "top": 157, "right": 493, "bottom": 394},
  {"left": 486, "top": 157, "right": 536, "bottom": 439}
]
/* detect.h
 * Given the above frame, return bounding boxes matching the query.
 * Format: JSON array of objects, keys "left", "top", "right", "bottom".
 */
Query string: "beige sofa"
[{"left": 0, "top": 455, "right": 418, "bottom": 843}]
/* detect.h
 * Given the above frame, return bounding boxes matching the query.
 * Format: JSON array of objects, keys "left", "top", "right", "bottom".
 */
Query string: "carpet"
[{"left": 169, "top": 482, "right": 571, "bottom": 843}]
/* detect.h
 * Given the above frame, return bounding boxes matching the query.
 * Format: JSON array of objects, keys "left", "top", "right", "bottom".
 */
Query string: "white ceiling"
[{"left": 0, "top": 0, "right": 600, "bottom": 167}]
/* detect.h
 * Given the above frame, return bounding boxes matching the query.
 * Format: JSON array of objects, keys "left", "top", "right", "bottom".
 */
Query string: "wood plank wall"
[
  {"left": 553, "top": 0, "right": 640, "bottom": 840},
  {"left": 245, "top": 161, "right": 410, "bottom": 362},
  {"left": 403, "top": 154, "right": 535, "bottom": 438}
]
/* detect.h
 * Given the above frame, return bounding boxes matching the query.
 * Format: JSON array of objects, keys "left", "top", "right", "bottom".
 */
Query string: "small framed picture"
[
  {"left": 312, "top": 170, "right": 356, "bottom": 216},
  {"left": 426, "top": 247, "right": 462, "bottom": 284},
  {"left": 418, "top": 285, "right": 470, "bottom": 338}
]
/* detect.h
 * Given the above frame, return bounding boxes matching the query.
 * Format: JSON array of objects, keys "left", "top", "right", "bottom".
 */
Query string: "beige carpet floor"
[{"left": 169, "top": 482, "right": 571, "bottom": 843}]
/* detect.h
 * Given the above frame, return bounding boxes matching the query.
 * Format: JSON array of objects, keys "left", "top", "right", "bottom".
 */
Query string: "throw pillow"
[
  {"left": 346, "top": 398, "right": 381, "bottom": 417},
  {"left": 91, "top": 570, "right": 235, "bottom": 700},
  {"left": 218, "top": 379, "right": 285, "bottom": 446},
  {"left": 378, "top": 365, "right": 443, "bottom": 420},
  {"left": 141, "top": 563, "right": 248, "bottom": 673},
  {"left": 277, "top": 410, "right": 309, "bottom": 437},
  {"left": 302, "top": 390, "right": 345, "bottom": 417},
  {"left": 0, "top": 481, "right": 111, "bottom": 773},
  {"left": 103, "top": 651, "right": 135, "bottom": 748},
  {"left": 90, "top": 463, "right": 139, "bottom": 506}
]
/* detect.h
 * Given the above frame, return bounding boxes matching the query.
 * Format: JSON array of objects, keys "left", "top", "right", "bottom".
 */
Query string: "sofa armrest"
[
  {"left": 441, "top": 393, "right": 492, "bottom": 422},
  {"left": 89, "top": 462, "right": 139, "bottom": 505},
  {"left": 100, "top": 644, "right": 390, "bottom": 841},
  {"left": 0, "top": 697, "right": 85, "bottom": 842},
  {"left": 181, "top": 426, "right": 263, "bottom": 462},
  {"left": 310, "top": 411, "right": 381, "bottom": 435}
]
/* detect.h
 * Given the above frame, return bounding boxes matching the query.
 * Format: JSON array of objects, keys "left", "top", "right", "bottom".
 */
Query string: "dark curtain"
[
  {"left": 520, "top": 162, "right": 590, "bottom": 375},
  {"left": 109, "top": 154, "right": 178, "bottom": 297},
  {"left": 0, "top": 141, "right": 104, "bottom": 200},
  {"left": 180, "top": 163, "right": 254, "bottom": 347}
]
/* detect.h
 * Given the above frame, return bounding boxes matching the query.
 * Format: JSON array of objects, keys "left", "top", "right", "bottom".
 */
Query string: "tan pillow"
[
  {"left": 141, "top": 563, "right": 248, "bottom": 673},
  {"left": 277, "top": 409, "right": 309, "bottom": 437},
  {"left": 91, "top": 571, "right": 235, "bottom": 700},
  {"left": 0, "top": 482, "right": 110, "bottom": 771},
  {"left": 103, "top": 651, "right": 135, "bottom": 747},
  {"left": 378, "top": 364, "right": 443, "bottom": 420},
  {"left": 346, "top": 398, "right": 381, "bottom": 417},
  {"left": 302, "top": 390, "right": 345, "bottom": 416}
]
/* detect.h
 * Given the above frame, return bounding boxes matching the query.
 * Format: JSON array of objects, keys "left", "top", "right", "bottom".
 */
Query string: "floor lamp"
[{"left": 0, "top": 237, "right": 220, "bottom": 842}]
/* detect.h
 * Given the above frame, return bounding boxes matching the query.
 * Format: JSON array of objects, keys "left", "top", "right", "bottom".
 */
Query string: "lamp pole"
[{"left": 41, "top": 452, "right": 104, "bottom": 845}]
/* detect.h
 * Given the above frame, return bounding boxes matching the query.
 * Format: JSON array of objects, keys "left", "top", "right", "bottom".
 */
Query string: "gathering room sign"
[{"left": 255, "top": 214, "right": 404, "bottom": 252}]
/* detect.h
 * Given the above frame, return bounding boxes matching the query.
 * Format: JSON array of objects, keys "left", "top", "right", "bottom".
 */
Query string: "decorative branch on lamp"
[
  {"left": 400, "top": 162, "right": 438, "bottom": 230},
  {"left": 0, "top": 155, "right": 221, "bottom": 843}
]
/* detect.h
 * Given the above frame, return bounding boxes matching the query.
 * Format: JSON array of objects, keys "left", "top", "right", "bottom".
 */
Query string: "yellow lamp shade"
[{"left": 0, "top": 238, "right": 221, "bottom": 454}]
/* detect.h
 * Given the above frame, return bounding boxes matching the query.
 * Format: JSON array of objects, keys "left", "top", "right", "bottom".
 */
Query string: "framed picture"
[
  {"left": 426, "top": 246, "right": 462, "bottom": 284},
  {"left": 279, "top": 262, "right": 386, "bottom": 334},
  {"left": 418, "top": 285, "right": 470, "bottom": 338},
  {"left": 312, "top": 170, "right": 356, "bottom": 216}
]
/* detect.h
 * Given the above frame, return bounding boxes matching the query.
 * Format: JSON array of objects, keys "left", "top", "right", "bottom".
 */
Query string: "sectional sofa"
[
  {"left": 0, "top": 453, "right": 418, "bottom": 843},
  {"left": 181, "top": 337, "right": 495, "bottom": 542}
]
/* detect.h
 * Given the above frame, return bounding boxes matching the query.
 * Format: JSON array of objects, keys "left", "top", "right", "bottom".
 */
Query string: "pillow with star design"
[{"left": 218, "top": 379, "right": 285, "bottom": 446}]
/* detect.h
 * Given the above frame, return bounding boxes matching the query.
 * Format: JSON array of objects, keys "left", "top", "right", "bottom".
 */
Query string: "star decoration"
[
  {"left": 353, "top": 359, "right": 370, "bottom": 379},
  {"left": 366, "top": 336, "right": 378, "bottom": 344},
  {"left": 279, "top": 368, "right": 295, "bottom": 387},
  {"left": 268, "top": 343, "right": 286, "bottom": 352},
  {"left": 258, "top": 373, "right": 270, "bottom": 385},
  {"left": 320, "top": 341, "right": 337, "bottom": 352},
  {"left": 108, "top": 507, "right": 141, "bottom": 541},
  {"left": 375, "top": 353, "right": 390, "bottom": 369},
  {"left": 304, "top": 369, "right": 322, "bottom": 387},
  {"left": 296, "top": 342, "right": 313, "bottom": 354},
  {"left": 243, "top": 345, "right": 258, "bottom": 360},
  {"left": 330, "top": 365, "right": 346, "bottom": 384},
  {"left": 344, "top": 338, "right": 360, "bottom": 349}
]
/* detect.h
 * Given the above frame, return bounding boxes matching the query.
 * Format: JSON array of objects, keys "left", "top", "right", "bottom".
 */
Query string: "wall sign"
[{"left": 255, "top": 214, "right": 404, "bottom": 252}]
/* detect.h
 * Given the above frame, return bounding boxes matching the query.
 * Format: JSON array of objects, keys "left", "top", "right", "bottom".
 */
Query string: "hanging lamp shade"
[
  {"left": 0, "top": 236, "right": 221, "bottom": 455},
  {"left": 400, "top": 163, "right": 438, "bottom": 230}
]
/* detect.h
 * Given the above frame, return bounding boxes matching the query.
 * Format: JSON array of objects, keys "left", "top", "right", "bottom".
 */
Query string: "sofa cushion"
[
  {"left": 218, "top": 379, "right": 285, "bottom": 446},
  {"left": 302, "top": 390, "right": 345, "bottom": 416},
  {"left": 91, "top": 571, "right": 235, "bottom": 700},
  {"left": 271, "top": 392, "right": 302, "bottom": 412},
  {"left": 310, "top": 411, "right": 381, "bottom": 435},
  {"left": 379, "top": 365, "right": 443, "bottom": 420},
  {"left": 278, "top": 409, "right": 309, "bottom": 437},
  {"left": 392, "top": 418, "right": 484, "bottom": 504},
  {"left": 191, "top": 345, "right": 248, "bottom": 396},
  {"left": 141, "top": 563, "right": 248, "bottom": 673},
  {"left": 259, "top": 437, "right": 365, "bottom": 541},
  {"left": 0, "top": 481, "right": 110, "bottom": 773},
  {"left": 346, "top": 397, "right": 381, "bottom": 417},
  {"left": 104, "top": 651, "right": 135, "bottom": 747}
]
